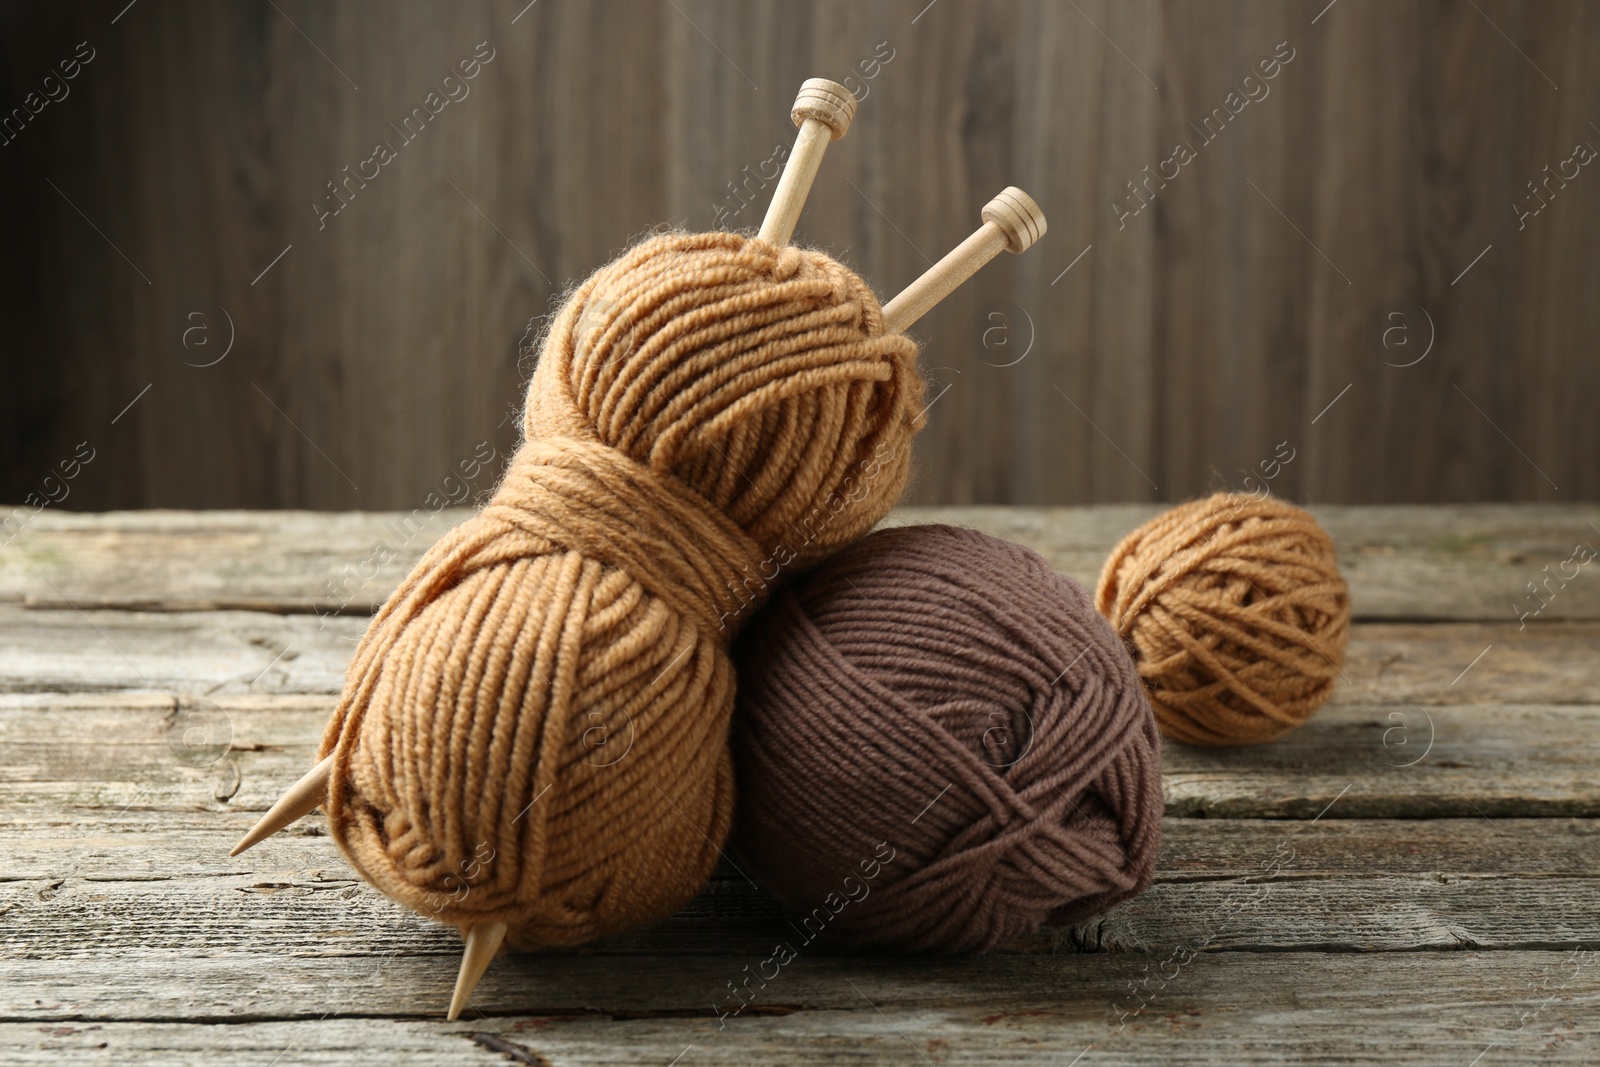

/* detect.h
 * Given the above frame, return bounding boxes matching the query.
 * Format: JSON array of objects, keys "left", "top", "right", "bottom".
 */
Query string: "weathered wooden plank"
[
  {"left": 0, "top": 610, "right": 363, "bottom": 695},
  {"left": 1333, "top": 621, "right": 1600, "bottom": 706},
  {"left": 1036, "top": 874, "right": 1600, "bottom": 954},
  {"left": 0, "top": 599, "right": 1592, "bottom": 708},
  {"left": 6, "top": 505, "right": 1600, "bottom": 620},
  {"left": 2, "top": 828, "right": 1595, "bottom": 964},
  {"left": 3, "top": 690, "right": 1597, "bottom": 819},
  {"left": 5, "top": 816, "right": 1592, "bottom": 885},
  {"left": 0, "top": 508, "right": 478, "bottom": 616},
  {"left": 897, "top": 505, "right": 1600, "bottom": 623},
  {"left": 6, "top": 818, "right": 1597, "bottom": 961},
  {"left": 2, "top": 952, "right": 1596, "bottom": 1064},
  {"left": 1162, "top": 702, "right": 1600, "bottom": 818}
]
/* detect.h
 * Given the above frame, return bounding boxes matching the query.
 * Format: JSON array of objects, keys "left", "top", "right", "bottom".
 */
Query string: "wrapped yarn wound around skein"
[
  {"left": 731, "top": 524, "right": 1163, "bottom": 954},
  {"left": 1096, "top": 492, "right": 1351, "bottom": 747},
  {"left": 318, "top": 232, "right": 925, "bottom": 949}
]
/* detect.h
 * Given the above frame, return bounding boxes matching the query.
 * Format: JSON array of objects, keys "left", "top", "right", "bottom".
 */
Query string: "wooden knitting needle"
[
  {"left": 232, "top": 755, "right": 508, "bottom": 1019},
  {"left": 757, "top": 78, "right": 857, "bottom": 246},
  {"left": 881, "top": 186, "right": 1047, "bottom": 334},
  {"left": 229, "top": 754, "right": 333, "bottom": 856},
  {"left": 447, "top": 921, "right": 508, "bottom": 1021}
]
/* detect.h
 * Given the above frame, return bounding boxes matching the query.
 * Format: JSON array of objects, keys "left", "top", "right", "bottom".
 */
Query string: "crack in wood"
[{"left": 465, "top": 1032, "right": 551, "bottom": 1066}]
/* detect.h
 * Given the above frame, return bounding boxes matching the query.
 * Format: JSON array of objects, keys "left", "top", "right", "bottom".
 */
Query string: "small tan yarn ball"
[{"left": 1096, "top": 493, "right": 1351, "bottom": 746}]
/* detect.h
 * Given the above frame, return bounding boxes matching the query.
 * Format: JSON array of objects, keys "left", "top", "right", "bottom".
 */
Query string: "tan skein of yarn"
[
  {"left": 317, "top": 231, "right": 925, "bottom": 949},
  {"left": 1095, "top": 493, "right": 1351, "bottom": 746}
]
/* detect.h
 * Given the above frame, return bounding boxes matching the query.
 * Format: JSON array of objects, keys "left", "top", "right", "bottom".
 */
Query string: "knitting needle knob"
[
  {"left": 881, "top": 186, "right": 1047, "bottom": 334},
  {"left": 757, "top": 78, "right": 857, "bottom": 246}
]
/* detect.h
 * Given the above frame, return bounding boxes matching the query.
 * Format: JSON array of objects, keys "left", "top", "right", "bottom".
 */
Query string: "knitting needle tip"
[
  {"left": 228, "top": 754, "right": 334, "bottom": 856},
  {"left": 447, "top": 921, "right": 509, "bottom": 1021}
]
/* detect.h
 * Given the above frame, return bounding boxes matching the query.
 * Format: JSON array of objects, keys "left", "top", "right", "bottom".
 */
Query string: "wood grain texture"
[
  {"left": 3, "top": 953, "right": 1597, "bottom": 1064},
  {"left": 4, "top": 684, "right": 1600, "bottom": 815},
  {"left": 1, "top": 605, "right": 1592, "bottom": 706},
  {"left": 0, "top": 506, "right": 1598, "bottom": 1062},
  {"left": 6, "top": 816, "right": 1597, "bottom": 886},
  {"left": 7, "top": 504, "right": 1600, "bottom": 620},
  {"left": 2, "top": 819, "right": 1595, "bottom": 967},
  {"left": 4, "top": 690, "right": 1598, "bottom": 820},
  {"left": 1, "top": 1, "right": 1595, "bottom": 510}
]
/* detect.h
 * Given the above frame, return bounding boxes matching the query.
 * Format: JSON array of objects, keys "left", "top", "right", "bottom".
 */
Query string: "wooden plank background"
[{"left": 2, "top": 0, "right": 1596, "bottom": 511}]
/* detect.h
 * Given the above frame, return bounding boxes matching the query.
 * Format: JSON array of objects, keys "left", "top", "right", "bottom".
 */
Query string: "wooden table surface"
[{"left": 2, "top": 505, "right": 1597, "bottom": 1065}]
